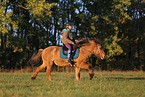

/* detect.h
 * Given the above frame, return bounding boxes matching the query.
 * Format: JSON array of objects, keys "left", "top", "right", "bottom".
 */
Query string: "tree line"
[{"left": 0, "top": 0, "right": 145, "bottom": 72}]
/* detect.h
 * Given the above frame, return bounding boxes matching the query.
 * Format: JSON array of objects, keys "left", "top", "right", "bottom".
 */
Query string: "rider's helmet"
[{"left": 65, "top": 22, "right": 72, "bottom": 28}]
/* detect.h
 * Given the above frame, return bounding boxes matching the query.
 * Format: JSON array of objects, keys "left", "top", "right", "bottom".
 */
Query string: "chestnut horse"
[{"left": 29, "top": 38, "right": 105, "bottom": 81}]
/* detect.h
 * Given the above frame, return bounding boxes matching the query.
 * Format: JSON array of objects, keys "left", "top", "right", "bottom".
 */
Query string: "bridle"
[
  {"left": 95, "top": 45, "right": 101, "bottom": 57},
  {"left": 80, "top": 44, "right": 101, "bottom": 56}
]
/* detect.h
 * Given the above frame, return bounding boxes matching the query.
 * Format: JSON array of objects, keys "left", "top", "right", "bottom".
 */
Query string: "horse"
[{"left": 29, "top": 38, "right": 105, "bottom": 81}]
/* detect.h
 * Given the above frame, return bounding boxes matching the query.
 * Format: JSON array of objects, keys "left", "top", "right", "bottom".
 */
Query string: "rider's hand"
[
  {"left": 75, "top": 40, "right": 78, "bottom": 43},
  {"left": 71, "top": 42, "right": 74, "bottom": 44}
]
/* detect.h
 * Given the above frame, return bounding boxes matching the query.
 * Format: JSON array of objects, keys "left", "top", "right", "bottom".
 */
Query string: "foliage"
[
  {"left": 0, "top": 1, "right": 18, "bottom": 34},
  {"left": 26, "top": 0, "right": 56, "bottom": 21},
  {"left": 0, "top": 0, "right": 145, "bottom": 71}
]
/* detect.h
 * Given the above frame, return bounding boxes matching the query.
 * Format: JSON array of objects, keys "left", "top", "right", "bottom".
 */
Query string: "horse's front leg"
[{"left": 79, "top": 63, "right": 94, "bottom": 80}]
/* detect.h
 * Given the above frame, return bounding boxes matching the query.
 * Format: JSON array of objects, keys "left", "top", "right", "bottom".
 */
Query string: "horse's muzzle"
[{"left": 101, "top": 55, "right": 106, "bottom": 60}]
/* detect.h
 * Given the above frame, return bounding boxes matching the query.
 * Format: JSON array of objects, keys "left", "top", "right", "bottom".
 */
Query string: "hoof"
[
  {"left": 89, "top": 73, "right": 94, "bottom": 80},
  {"left": 31, "top": 76, "right": 36, "bottom": 80}
]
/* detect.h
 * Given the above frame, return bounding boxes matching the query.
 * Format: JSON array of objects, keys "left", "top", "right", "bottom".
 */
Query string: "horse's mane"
[{"left": 73, "top": 38, "right": 102, "bottom": 49}]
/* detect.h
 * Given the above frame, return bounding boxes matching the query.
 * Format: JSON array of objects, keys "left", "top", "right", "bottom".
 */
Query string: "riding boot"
[
  {"left": 67, "top": 49, "right": 71, "bottom": 62},
  {"left": 68, "top": 57, "right": 72, "bottom": 64},
  {"left": 67, "top": 49, "right": 75, "bottom": 66}
]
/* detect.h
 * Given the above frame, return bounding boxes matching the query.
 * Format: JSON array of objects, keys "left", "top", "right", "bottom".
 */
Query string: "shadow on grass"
[{"left": 107, "top": 77, "right": 145, "bottom": 80}]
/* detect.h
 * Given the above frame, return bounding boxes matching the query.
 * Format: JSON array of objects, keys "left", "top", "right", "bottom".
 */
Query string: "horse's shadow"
[{"left": 107, "top": 77, "right": 145, "bottom": 80}]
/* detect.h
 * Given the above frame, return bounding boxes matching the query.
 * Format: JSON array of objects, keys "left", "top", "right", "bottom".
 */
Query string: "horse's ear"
[
  {"left": 93, "top": 37, "right": 96, "bottom": 40},
  {"left": 94, "top": 38, "right": 102, "bottom": 44},
  {"left": 93, "top": 37, "right": 97, "bottom": 42}
]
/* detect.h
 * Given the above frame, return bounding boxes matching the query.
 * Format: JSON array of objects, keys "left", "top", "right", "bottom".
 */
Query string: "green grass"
[{"left": 0, "top": 72, "right": 145, "bottom": 97}]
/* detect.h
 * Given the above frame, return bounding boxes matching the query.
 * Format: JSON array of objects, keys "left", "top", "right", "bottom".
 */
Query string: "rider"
[{"left": 62, "top": 22, "right": 75, "bottom": 64}]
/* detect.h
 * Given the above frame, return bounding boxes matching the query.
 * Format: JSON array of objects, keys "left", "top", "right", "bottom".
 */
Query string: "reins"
[
  {"left": 80, "top": 44, "right": 101, "bottom": 56},
  {"left": 80, "top": 47, "right": 92, "bottom": 53}
]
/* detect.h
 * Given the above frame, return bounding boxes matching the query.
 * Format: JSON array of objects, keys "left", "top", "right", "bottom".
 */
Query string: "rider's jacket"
[{"left": 62, "top": 29, "right": 73, "bottom": 44}]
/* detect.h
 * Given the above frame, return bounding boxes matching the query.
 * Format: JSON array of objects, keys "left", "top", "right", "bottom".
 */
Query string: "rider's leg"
[{"left": 65, "top": 43, "right": 72, "bottom": 63}]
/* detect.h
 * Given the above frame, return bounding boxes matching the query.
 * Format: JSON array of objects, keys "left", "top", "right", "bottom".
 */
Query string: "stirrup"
[
  {"left": 67, "top": 58, "right": 75, "bottom": 66},
  {"left": 67, "top": 58, "right": 72, "bottom": 64}
]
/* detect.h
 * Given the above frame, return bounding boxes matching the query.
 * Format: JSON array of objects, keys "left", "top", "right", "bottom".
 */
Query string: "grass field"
[{"left": 0, "top": 71, "right": 145, "bottom": 97}]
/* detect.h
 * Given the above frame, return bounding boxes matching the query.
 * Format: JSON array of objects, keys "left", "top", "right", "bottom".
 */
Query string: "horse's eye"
[{"left": 100, "top": 47, "right": 103, "bottom": 50}]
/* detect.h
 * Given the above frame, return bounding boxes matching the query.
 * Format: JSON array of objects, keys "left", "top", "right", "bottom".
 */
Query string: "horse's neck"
[{"left": 80, "top": 45, "right": 95, "bottom": 58}]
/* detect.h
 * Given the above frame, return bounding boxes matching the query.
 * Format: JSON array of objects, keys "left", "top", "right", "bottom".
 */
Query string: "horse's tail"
[{"left": 28, "top": 49, "right": 43, "bottom": 66}]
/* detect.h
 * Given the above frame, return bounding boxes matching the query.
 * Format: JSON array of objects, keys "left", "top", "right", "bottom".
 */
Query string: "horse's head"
[
  {"left": 74, "top": 38, "right": 106, "bottom": 60},
  {"left": 92, "top": 38, "right": 106, "bottom": 60}
]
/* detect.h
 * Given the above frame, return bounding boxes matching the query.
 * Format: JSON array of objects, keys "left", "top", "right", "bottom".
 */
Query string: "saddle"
[{"left": 60, "top": 44, "right": 79, "bottom": 59}]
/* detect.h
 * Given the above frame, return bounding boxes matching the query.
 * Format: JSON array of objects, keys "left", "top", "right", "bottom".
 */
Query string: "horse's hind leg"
[
  {"left": 31, "top": 63, "right": 46, "bottom": 79},
  {"left": 46, "top": 61, "right": 53, "bottom": 81}
]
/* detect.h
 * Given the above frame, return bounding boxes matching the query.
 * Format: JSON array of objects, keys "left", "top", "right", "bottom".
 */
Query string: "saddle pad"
[{"left": 60, "top": 48, "right": 79, "bottom": 59}]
